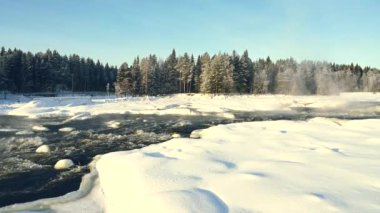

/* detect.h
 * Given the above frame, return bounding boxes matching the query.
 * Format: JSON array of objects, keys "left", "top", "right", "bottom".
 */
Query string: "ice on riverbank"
[
  {"left": 1, "top": 93, "right": 379, "bottom": 120},
  {"left": 91, "top": 118, "right": 380, "bottom": 213},
  {"left": 3, "top": 118, "right": 379, "bottom": 213}
]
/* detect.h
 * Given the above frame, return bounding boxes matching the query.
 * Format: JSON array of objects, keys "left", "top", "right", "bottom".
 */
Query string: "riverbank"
[
  {"left": 1, "top": 93, "right": 379, "bottom": 120},
  {"left": 2, "top": 117, "right": 380, "bottom": 212},
  {"left": 0, "top": 93, "right": 379, "bottom": 212}
]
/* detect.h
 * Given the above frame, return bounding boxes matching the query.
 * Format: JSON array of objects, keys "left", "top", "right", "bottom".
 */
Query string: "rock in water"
[
  {"left": 36, "top": 145, "right": 50, "bottom": 153},
  {"left": 54, "top": 159, "right": 74, "bottom": 170}
]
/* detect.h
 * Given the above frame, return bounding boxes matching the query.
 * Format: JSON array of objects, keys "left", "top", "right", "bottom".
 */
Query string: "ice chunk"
[
  {"left": 105, "top": 120, "right": 121, "bottom": 128},
  {"left": 32, "top": 125, "right": 49, "bottom": 132},
  {"left": 15, "top": 130, "right": 34, "bottom": 135},
  {"left": 59, "top": 127, "right": 75, "bottom": 133},
  {"left": 36, "top": 144, "right": 51, "bottom": 153},
  {"left": 54, "top": 159, "right": 74, "bottom": 170},
  {"left": 0, "top": 128, "right": 18, "bottom": 133},
  {"left": 135, "top": 129, "right": 144, "bottom": 135}
]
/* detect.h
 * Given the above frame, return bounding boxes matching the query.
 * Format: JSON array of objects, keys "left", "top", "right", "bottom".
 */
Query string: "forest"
[
  {"left": 1, "top": 47, "right": 379, "bottom": 95},
  {"left": 0, "top": 47, "right": 117, "bottom": 93},
  {"left": 116, "top": 49, "right": 380, "bottom": 95}
]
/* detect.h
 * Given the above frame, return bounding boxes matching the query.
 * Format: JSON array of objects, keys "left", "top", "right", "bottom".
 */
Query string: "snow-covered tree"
[{"left": 176, "top": 53, "right": 193, "bottom": 93}]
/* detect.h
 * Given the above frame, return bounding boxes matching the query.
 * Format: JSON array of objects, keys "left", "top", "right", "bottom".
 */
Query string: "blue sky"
[{"left": 1, "top": 0, "right": 379, "bottom": 67}]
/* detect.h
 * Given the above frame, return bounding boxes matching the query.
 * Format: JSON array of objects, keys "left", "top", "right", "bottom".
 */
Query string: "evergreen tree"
[
  {"left": 176, "top": 53, "right": 193, "bottom": 93},
  {"left": 116, "top": 63, "right": 133, "bottom": 96},
  {"left": 199, "top": 53, "right": 212, "bottom": 93},
  {"left": 192, "top": 56, "right": 202, "bottom": 93},
  {"left": 130, "top": 57, "right": 141, "bottom": 95},
  {"left": 0, "top": 46, "right": 379, "bottom": 96},
  {"left": 162, "top": 49, "right": 178, "bottom": 94}
]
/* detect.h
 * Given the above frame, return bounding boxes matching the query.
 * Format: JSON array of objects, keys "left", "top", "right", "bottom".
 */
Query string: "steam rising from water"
[{"left": 258, "top": 60, "right": 380, "bottom": 95}]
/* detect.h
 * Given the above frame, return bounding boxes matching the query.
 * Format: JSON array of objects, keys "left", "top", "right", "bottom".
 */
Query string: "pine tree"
[
  {"left": 176, "top": 53, "right": 193, "bottom": 93},
  {"left": 0, "top": 47, "right": 8, "bottom": 91},
  {"left": 162, "top": 49, "right": 178, "bottom": 94},
  {"left": 130, "top": 57, "right": 141, "bottom": 95},
  {"left": 192, "top": 56, "right": 202, "bottom": 93},
  {"left": 116, "top": 62, "right": 133, "bottom": 96}
]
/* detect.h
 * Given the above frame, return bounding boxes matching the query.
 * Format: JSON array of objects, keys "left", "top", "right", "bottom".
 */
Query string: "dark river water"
[{"left": 0, "top": 109, "right": 379, "bottom": 207}]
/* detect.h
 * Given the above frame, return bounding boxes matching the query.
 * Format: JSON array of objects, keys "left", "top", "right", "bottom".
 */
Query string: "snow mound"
[
  {"left": 54, "top": 159, "right": 74, "bottom": 170},
  {"left": 32, "top": 125, "right": 49, "bottom": 132},
  {"left": 59, "top": 127, "right": 75, "bottom": 133},
  {"left": 36, "top": 145, "right": 51, "bottom": 153},
  {"left": 92, "top": 119, "right": 380, "bottom": 213},
  {"left": 190, "top": 129, "right": 203, "bottom": 139}
]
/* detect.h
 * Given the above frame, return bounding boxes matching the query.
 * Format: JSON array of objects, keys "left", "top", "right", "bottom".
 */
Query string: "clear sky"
[{"left": 1, "top": 0, "right": 379, "bottom": 67}]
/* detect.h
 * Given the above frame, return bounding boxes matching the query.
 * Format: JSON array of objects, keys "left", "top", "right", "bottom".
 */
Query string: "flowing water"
[{"left": 0, "top": 109, "right": 379, "bottom": 207}]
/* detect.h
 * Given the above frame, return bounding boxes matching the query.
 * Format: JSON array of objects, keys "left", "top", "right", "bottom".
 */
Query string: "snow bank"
[
  {"left": 1, "top": 93, "right": 379, "bottom": 119},
  {"left": 3, "top": 118, "right": 380, "bottom": 212},
  {"left": 0, "top": 156, "right": 104, "bottom": 213},
  {"left": 87, "top": 118, "right": 380, "bottom": 213}
]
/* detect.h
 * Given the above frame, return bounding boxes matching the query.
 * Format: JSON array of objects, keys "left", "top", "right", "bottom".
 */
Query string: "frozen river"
[{"left": 1, "top": 108, "right": 380, "bottom": 207}]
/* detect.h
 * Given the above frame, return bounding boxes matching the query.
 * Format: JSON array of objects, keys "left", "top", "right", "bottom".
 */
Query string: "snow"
[
  {"left": 36, "top": 144, "right": 51, "bottom": 153},
  {"left": 189, "top": 129, "right": 202, "bottom": 139},
  {"left": 1, "top": 93, "right": 380, "bottom": 212},
  {"left": 54, "top": 159, "right": 74, "bottom": 170},
  {"left": 1, "top": 93, "right": 379, "bottom": 119},
  {"left": 32, "top": 125, "right": 49, "bottom": 132},
  {"left": 105, "top": 121, "right": 121, "bottom": 128},
  {"left": 171, "top": 133, "right": 182, "bottom": 138},
  {"left": 4, "top": 117, "right": 378, "bottom": 212},
  {"left": 88, "top": 118, "right": 380, "bottom": 213},
  {"left": 58, "top": 127, "right": 75, "bottom": 133},
  {"left": 0, "top": 157, "right": 103, "bottom": 212},
  {"left": 15, "top": 130, "right": 34, "bottom": 135}
]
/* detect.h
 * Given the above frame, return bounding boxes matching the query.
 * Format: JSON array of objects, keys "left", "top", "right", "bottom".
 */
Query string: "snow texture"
[
  {"left": 1, "top": 93, "right": 380, "bottom": 212},
  {"left": 1, "top": 93, "right": 379, "bottom": 119},
  {"left": 4, "top": 118, "right": 379, "bottom": 213},
  {"left": 89, "top": 118, "right": 380, "bottom": 213}
]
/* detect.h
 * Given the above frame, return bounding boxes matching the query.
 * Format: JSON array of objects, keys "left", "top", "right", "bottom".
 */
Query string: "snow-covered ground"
[
  {"left": 1, "top": 93, "right": 380, "bottom": 213},
  {"left": 1, "top": 93, "right": 379, "bottom": 119},
  {"left": 2, "top": 118, "right": 379, "bottom": 213}
]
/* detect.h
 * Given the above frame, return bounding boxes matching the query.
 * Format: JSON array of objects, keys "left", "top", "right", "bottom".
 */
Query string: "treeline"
[
  {"left": 0, "top": 47, "right": 117, "bottom": 93},
  {"left": 1, "top": 47, "right": 379, "bottom": 95},
  {"left": 116, "top": 50, "right": 380, "bottom": 96}
]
